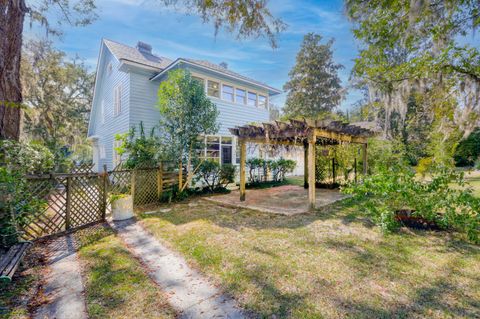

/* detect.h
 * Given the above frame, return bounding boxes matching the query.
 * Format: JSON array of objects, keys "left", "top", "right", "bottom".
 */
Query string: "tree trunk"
[{"left": 0, "top": 0, "right": 27, "bottom": 140}]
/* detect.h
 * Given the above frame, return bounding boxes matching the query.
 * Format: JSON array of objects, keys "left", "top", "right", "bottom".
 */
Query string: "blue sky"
[{"left": 28, "top": 0, "right": 363, "bottom": 110}]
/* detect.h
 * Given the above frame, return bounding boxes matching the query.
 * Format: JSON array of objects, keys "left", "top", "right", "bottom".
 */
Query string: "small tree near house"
[{"left": 157, "top": 69, "right": 219, "bottom": 192}]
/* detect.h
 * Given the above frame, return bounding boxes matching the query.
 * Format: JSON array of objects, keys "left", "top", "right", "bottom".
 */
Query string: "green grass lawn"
[
  {"left": 464, "top": 171, "right": 480, "bottom": 197},
  {"left": 139, "top": 199, "right": 480, "bottom": 318},
  {"left": 75, "top": 224, "right": 177, "bottom": 319}
]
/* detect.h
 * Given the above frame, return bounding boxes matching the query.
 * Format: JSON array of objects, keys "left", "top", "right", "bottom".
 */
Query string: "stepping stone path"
[
  {"left": 33, "top": 235, "right": 87, "bottom": 319},
  {"left": 111, "top": 218, "right": 245, "bottom": 319}
]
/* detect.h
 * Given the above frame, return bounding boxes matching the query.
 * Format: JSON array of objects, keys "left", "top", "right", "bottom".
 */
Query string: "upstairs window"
[
  {"left": 222, "top": 84, "right": 234, "bottom": 102},
  {"left": 114, "top": 85, "right": 122, "bottom": 116},
  {"left": 107, "top": 62, "right": 113, "bottom": 76},
  {"left": 258, "top": 95, "right": 267, "bottom": 108},
  {"left": 248, "top": 91, "right": 257, "bottom": 106},
  {"left": 192, "top": 76, "right": 205, "bottom": 88},
  {"left": 235, "top": 88, "right": 246, "bottom": 104},
  {"left": 207, "top": 80, "right": 220, "bottom": 98}
]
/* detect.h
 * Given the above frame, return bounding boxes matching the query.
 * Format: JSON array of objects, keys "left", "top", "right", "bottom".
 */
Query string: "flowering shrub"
[{"left": 342, "top": 164, "right": 480, "bottom": 243}]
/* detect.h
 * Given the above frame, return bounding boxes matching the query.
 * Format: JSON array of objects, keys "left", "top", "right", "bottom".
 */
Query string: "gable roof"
[
  {"left": 103, "top": 39, "right": 172, "bottom": 70},
  {"left": 103, "top": 39, "right": 281, "bottom": 94}
]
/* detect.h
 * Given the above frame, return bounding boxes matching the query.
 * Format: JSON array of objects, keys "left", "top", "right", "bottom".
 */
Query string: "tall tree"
[
  {"left": 157, "top": 69, "right": 219, "bottom": 191},
  {"left": 346, "top": 0, "right": 480, "bottom": 139},
  {"left": 283, "top": 33, "right": 344, "bottom": 118},
  {"left": 21, "top": 40, "right": 94, "bottom": 162},
  {"left": 0, "top": 0, "right": 97, "bottom": 141},
  {"left": 0, "top": 0, "right": 284, "bottom": 141}
]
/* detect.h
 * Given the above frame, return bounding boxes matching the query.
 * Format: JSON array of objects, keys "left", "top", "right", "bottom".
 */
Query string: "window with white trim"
[
  {"left": 222, "top": 84, "right": 234, "bottom": 102},
  {"left": 192, "top": 76, "right": 205, "bottom": 87},
  {"left": 258, "top": 95, "right": 267, "bottom": 109},
  {"left": 207, "top": 80, "right": 220, "bottom": 98},
  {"left": 114, "top": 85, "right": 122, "bottom": 116},
  {"left": 247, "top": 91, "right": 257, "bottom": 106},
  {"left": 235, "top": 88, "right": 246, "bottom": 105}
]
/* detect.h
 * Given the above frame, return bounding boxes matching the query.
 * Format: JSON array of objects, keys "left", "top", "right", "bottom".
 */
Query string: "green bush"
[
  {"left": 195, "top": 160, "right": 236, "bottom": 192},
  {"left": 115, "top": 122, "right": 161, "bottom": 169},
  {"left": 0, "top": 141, "right": 52, "bottom": 247},
  {"left": 342, "top": 164, "right": 480, "bottom": 243},
  {"left": 475, "top": 158, "right": 480, "bottom": 170},
  {"left": 246, "top": 158, "right": 265, "bottom": 183},
  {"left": 270, "top": 158, "right": 296, "bottom": 181},
  {"left": 454, "top": 128, "right": 480, "bottom": 167}
]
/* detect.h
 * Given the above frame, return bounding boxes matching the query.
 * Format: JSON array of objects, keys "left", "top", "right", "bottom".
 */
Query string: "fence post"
[
  {"left": 157, "top": 163, "right": 163, "bottom": 200},
  {"left": 65, "top": 176, "right": 72, "bottom": 231},
  {"left": 102, "top": 164, "right": 108, "bottom": 220},
  {"left": 131, "top": 168, "right": 137, "bottom": 205}
]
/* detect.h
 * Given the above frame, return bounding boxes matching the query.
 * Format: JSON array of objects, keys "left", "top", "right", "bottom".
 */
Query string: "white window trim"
[
  {"left": 199, "top": 135, "right": 235, "bottom": 165},
  {"left": 114, "top": 85, "right": 122, "bottom": 117},
  {"left": 191, "top": 72, "right": 269, "bottom": 109}
]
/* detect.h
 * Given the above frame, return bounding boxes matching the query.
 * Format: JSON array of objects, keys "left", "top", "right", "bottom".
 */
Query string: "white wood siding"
[{"left": 90, "top": 48, "right": 130, "bottom": 170}]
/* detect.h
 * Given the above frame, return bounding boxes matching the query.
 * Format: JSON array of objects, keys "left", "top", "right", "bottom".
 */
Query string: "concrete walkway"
[
  {"left": 111, "top": 218, "right": 245, "bottom": 319},
  {"left": 33, "top": 235, "right": 87, "bottom": 319}
]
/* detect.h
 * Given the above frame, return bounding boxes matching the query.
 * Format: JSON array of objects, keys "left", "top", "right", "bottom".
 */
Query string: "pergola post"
[
  {"left": 303, "top": 143, "right": 308, "bottom": 189},
  {"left": 239, "top": 138, "right": 246, "bottom": 201},
  {"left": 362, "top": 143, "right": 368, "bottom": 176},
  {"left": 308, "top": 133, "right": 316, "bottom": 211}
]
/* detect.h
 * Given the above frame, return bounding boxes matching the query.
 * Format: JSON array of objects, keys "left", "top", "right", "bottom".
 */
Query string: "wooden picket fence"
[{"left": 21, "top": 163, "right": 179, "bottom": 241}]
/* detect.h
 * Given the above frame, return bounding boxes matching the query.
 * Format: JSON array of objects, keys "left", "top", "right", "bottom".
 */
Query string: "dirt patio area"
[{"left": 205, "top": 185, "right": 347, "bottom": 215}]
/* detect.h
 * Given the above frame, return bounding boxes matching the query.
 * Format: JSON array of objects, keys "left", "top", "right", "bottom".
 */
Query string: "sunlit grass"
[
  {"left": 139, "top": 199, "right": 480, "bottom": 318},
  {"left": 75, "top": 225, "right": 177, "bottom": 319}
]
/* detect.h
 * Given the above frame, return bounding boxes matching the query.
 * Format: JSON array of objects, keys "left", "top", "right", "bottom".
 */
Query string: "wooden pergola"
[{"left": 229, "top": 119, "right": 377, "bottom": 210}]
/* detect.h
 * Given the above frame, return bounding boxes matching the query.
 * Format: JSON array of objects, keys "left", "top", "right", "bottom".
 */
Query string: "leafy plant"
[
  {"left": 343, "top": 164, "right": 480, "bottom": 243},
  {"left": 115, "top": 122, "right": 160, "bottom": 169},
  {"left": 270, "top": 158, "right": 296, "bottom": 181},
  {"left": 0, "top": 141, "right": 52, "bottom": 247},
  {"left": 246, "top": 158, "right": 265, "bottom": 183},
  {"left": 195, "top": 160, "right": 236, "bottom": 192},
  {"left": 157, "top": 69, "right": 219, "bottom": 191}
]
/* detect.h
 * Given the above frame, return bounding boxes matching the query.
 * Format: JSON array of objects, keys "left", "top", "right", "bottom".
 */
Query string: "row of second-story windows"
[
  {"left": 100, "top": 84, "right": 123, "bottom": 124},
  {"left": 192, "top": 75, "right": 268, "bottom": 109}
]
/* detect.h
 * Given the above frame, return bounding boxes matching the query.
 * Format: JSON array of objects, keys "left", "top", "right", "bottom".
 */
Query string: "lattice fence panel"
[
  {"left": 70, "top": 174, "right": 104, "bottom": 228},
  {"left": 133, "top": 168, "right": 159, "bottom": 206},
  {"left": 22, "top": 176, "right": 67, "bottom": 240}
]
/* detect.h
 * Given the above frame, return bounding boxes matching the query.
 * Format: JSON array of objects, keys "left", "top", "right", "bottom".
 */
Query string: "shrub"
[
  {"left": 115, "top": 122, "right": 160, "bottom": 169},
  {"left": 454, "top": 127, "right": 480, "bottom": 167},
  {"left": 0, "top": 141, "right": 52, "bottom": 247},
  {"left": 246, "top": 158, "right": 265, "bottom": 183},
  {"left": 342, "top": 163, "right": 480, "bottom": 243},
  {"left": 271, "top": 158, "right": 296, "bottom": 181},
  {"left": 475, "top": 157, "right": 480, "bottom": 170},
  {"left": 196, "top": 160, "right": 236, "bottom": 192}
]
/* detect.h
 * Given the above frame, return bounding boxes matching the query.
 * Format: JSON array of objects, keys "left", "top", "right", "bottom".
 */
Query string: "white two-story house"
[{"left": 87, "top": 39, "right": 282, "bottom": 171}]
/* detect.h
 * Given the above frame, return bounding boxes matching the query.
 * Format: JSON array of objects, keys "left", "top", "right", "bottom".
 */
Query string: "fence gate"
[
  {"left": 20, "top": 163, "right": 178, "bottom": 240},
  {"left": 22, "top": 167, "right": 105, "bottom": 241}
]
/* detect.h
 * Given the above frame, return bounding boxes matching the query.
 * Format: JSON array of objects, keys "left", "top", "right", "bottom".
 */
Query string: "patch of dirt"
[{"left": 395, "top": 210, "right": 443, "bottom": 231}]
